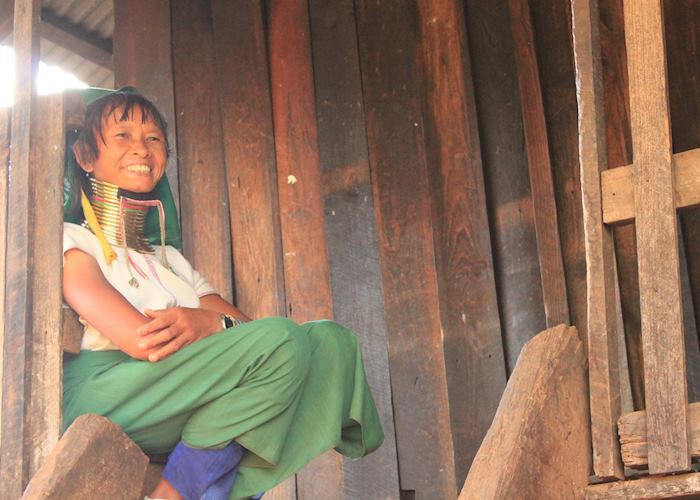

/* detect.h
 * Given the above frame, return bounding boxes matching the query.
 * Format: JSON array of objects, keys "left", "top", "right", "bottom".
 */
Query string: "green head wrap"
[{"left": 63, "top": 86, "right": 182, "bottom": 250}]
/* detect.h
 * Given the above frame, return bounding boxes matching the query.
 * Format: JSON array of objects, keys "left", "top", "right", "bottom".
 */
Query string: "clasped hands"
[{"left": 137, "top": 307, "right": 222, "bottom": 362}]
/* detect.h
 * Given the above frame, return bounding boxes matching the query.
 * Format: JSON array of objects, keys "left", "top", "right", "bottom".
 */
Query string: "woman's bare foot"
[{"left": 148, "top": 476, "right": 184, "bottom": 499}]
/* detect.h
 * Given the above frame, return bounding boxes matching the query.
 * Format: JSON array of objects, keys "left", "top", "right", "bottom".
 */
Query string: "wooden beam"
[
  {"left": 529, "top": 0, "right": 589, "bottom": 345},
  {"left": 171, "top": 0, "right": 233, "bottom": 300},
  {"left": 0, "top": 104, "right": 9, "bottom": 446},
  {"left": 464, "top": 0, "right": 546, "bottom": 374},
  {"left": 599, "top": 0, "right": 645, "bottom": 411},
  {"left": 570, "top": 0, "right": 624, "bottom": 479},
  {"left": 40, "top": 9, "right": 112, "bottom": 70},
  {"left": 586, "top": 471, "right": 700, "bottom": 499},
  {"left": 625, "top": 0, "right": 690, "bottom": 474},
  {"left": 460, "top": 325, "right": 590, "bottom": 500},
  {"left": 267, "top": 1, "right": 342, "bottom": 497},
  {"left": 113, "top": 0, "right": 178, "bottom": 210},
  {"left": 509, "top": 0, "right": 570, "bottom": 327},
  {"left": 417, "top": 0, "right": 506, "bottom": 483},
  {"left": 308, "top": 0, "right": 401, "bottom": 497},
  {"left": 210, "top": 1, "right": 291, "bottom": 496},
  {"left": 619, "top": 398, "right": 700, "bottom": 469},
  {"left": 0, "top": 0, "right": 40, "bottom": 495},
  {"left": 601, "top": 149, "right": 700, "bottom": 224},
  {"left": 355, "top": 1, "right": 457, "bottom": 496}
]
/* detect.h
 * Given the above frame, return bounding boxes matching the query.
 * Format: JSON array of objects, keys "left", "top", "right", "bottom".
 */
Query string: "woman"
[{"left": 61, "top": 88, "right": 384, "bottom": 500}]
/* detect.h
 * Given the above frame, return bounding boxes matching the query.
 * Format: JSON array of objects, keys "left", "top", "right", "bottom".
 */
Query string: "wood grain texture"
[
  {"left": 0, "top": 0, "right": 40, "bottom": 495},
  {"left": 0, "top": 106, "right": 8, "bottom": 438},
  {"left": 599, "top": 0, "right": 645, "bottom": 410},
  {"left": 171, "top": 0, "right": 232, "bottom": 301},
  {"left": 530, "top": 0, "right": 588, "bottom": 344},
  {"left": 664, "top": 0, "right": 700, "bottom": 405},
  {"left": 619, "top": 401, "right": 700, "bottom": 469},
  {"left": 113, "top": 0, "right": 179, "bottom": 211},
  {"left": 308, "top": 0, "right": 401, "bottom": 498},
  {"left": 601, "top": 149, "right": 700, "bottom": 224},
  {"left": 355, "top": 0, "right": 457, "bottom": 496},
  {"left": 571, "top": 0, "right": 624, "bottom": 479},
  {"left": 26, "top": 94, "right": 65, "bottom": 479},
  {"left": 417, "top": 0, "right": 506, "bottom": 484},
  {"left": 267, "top": 1, "right": 342, "bottom": 498},
  {"left": 465, "top": 0, "right": 546, "bottom": 374},
  {"left": 586, "top": 471, "right": 700, "bottom": 500},
  {"left": 508, "top": 0, "right": 570, "bottom": 327},
  {"left": 460, "top": 325, "right": 590, "bottom": 500},
  {"left": 624, "top": 0, "right": 690, "bottom": 474},
  {"left": 211, "top": 3, "right": 293, "bottom": 498}
]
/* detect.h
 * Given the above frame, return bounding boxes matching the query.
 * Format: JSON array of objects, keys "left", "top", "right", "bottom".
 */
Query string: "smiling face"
[{"left": 76, "top": 106, "right": 167, "bottom": 193}]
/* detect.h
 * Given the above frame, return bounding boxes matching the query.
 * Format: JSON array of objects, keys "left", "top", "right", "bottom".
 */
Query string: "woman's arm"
[
  {"left": 199, "top": 293, "right": 250, "bottom": 322},
  {"left": 63, "top": 248, "right": 155, "bottom": 360}
]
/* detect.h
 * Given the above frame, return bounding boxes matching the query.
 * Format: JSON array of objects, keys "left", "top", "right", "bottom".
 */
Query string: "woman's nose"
[{"left": 130, "top": 137, "right": 150, "bottom": 157}]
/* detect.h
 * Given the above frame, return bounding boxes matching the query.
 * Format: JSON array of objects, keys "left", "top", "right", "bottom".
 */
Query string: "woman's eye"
[
  {"left": 146, "top": 136, "right": 161, "bottom": 142},
  {"left": 114, "top": 132, "right": 128, "bottom": 138}
]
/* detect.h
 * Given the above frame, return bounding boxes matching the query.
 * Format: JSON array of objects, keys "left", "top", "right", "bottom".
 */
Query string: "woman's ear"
[{"left": 72, "top": 141, "right": 93, "bottom": 173}]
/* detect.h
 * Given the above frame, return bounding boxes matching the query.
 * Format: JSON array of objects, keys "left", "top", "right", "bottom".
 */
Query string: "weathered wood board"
[
  {"left": 509, "top": 0, "right": 570, "bottom": 328},
  {"left": 460, "top": 325, "right": 590, "bottom": 500},
  {"left": 416, "top": 0, "right": 507, "bottom": 484},
  {"left": 0, "top": 0, "right": 41, "bottom": 495},
  {"left": 0, "top": 105, "right": 9, "bottom": 439},
  {"left": 624, "top": 0, "right": 690, "bottom": 474},
  {"left": 308, "top": 0, "right": 401, "bottom": 497},
  {"left": 619, "top": 401, "right": 700, "bottom": 469},
  {"left": 465, "top": 0, "right": 546, "bottom": 374},
  {"left": 171, "top": 0, "right": 233, "bottom": 301},
  {"left": 586, "top": 471, "right": 700, "bottom": 500},
  {"left": 571, "top": 0, "right": 624, "bottom": 479},
  {"left": 355, "top": 0, "right": 457, "bottom": 496}
]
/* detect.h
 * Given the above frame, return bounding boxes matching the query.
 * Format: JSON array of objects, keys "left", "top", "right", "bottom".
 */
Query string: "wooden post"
[
  {"left": 0, "top": 106, "right": 9, "bottom": 440},
  {"left": 416, "top": 0, "right": 507, "bottom": 482},
  {"left": 0, "top": 0, "right": 41, "bottom": 494},
  {"left": 508, "top": 0, "right": 570, "bottom": 328},
  {"left": 113, "top": 0, "right": 179, "bottom": 210},
  {"left": 171, "top": 0, "right": 233, "bottom": 301},
  {"left": 355, "top": 1, "right": 457, "bottom": 497},
  {"left": 570, "top": 0, "right": 624, "bottom": 479},
  {"left": 308, "top": 0, "right": 401, "bottom": 497},
  {"left": 267, "top": 1, "right": 342, "bottom": 498},
  {"left": 599, "top": 0, "right": 645, "bottom": 410},
  {"left": 464, "top": 0, "right": 546, "bottom": 373},
  {"left": 210, "top": 2, "right": 292, "bottom": 498},
  {"left": 624, "top": 0, "right": 690, "bottom": 474}
]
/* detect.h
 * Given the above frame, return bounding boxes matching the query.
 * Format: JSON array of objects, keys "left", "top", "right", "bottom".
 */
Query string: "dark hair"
[
  {"left": 66, "top": 91, "right": 170, "bottom": 218},
  {"left": 74, "top": 91, "right": 170, "bottom": 164}
]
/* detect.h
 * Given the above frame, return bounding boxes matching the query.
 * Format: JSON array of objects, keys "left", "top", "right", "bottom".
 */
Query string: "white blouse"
[{"left": 63, "top": 222, "right": 217, "bottom": 351}]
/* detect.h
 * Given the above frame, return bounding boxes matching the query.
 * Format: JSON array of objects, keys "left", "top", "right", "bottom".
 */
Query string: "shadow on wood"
[{"left": 459, "top": 324, "right": 591, "bottom": 499}]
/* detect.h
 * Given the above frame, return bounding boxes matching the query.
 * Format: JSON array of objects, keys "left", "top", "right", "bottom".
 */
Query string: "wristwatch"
[{"left": 221, "top": 313, "right": 244, "bottom": 329}]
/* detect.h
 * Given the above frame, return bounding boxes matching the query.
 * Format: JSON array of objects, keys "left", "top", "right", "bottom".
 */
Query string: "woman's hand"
[{"left": 137, "top": 307, "right": 223, "bottom": 362}]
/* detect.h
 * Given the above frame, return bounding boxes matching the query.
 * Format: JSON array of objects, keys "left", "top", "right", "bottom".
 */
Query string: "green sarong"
[{"left": 62, "top": 317, "right": 384, "bottom": 499}]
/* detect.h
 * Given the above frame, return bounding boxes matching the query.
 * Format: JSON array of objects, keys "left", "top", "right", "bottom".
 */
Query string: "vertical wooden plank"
[
  {"left": 624, "top": 0, "right": 690, "bottom": 474},
  {"left": 171, "top": 0, "right": 232, "bottom": 301},
  {"left": 355, "top": 1, "right": 457, "bottom": 497},
  {"left": 465, "top": 0, "right": 546, "bottom": 374},
  {"left": 599, "top": 0, "right": 645, "bottom": 409},
  {"left": 308, "top": 1, "right": 401, "bottom": 498},
  {"left": 664, "top": 0, "right": 700, "bottom": 403},
  {"left": 266, "top": 1, "right": 342, "bottom": 498},
  {"left": 679, "top": 228, "right": 700, "bottom": 403},
  {"left": 530, "top": 0, "right": 589, "bottom": 343},
  {"left": 570, "top": 0, "right": 624, "bottom": 479},
  {"left": 0, "top": 106, "right": 9, "bottom": 444},
  {"left": 113, "top": 0, "right": 179, "bottom": 210},
  {"left": 416, "top": 0, "right": 507, "bottom": 483},
  {"left": 210, "top": 2, "right": 293, "bottom": 498},
  {"left": 508, "top": 0, "right": 570, "bottom": 327},
  {"left": 0, "top": 0, "right": 40, "bottom": 495},
  {"left": 26, "top": 93, "right": 64, "bottom": 478}
]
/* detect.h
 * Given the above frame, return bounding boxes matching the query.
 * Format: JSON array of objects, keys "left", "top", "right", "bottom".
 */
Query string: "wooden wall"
[{"left": 110, "top": 0, "right": 700, "bottom": 498}]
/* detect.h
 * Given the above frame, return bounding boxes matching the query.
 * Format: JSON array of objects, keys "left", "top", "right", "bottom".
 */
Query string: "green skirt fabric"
[{"left": 62, "top": 317, "right": 384, "bottom": 499}]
